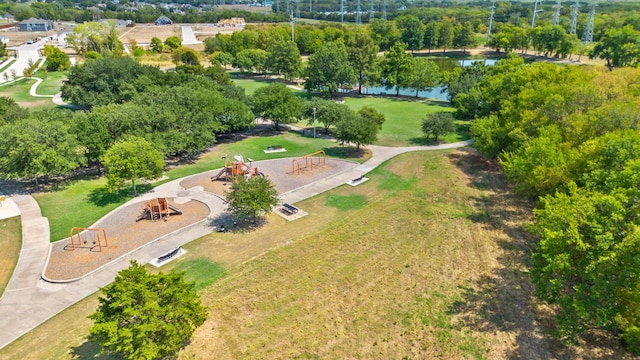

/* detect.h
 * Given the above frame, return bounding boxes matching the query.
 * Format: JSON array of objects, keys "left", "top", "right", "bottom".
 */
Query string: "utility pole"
[
  {"left": 356, "top": 0, "right": 362, "bottom": 25},
  {"left": 582, "top": 0, "right": 597, "bottom": 43},
  {"left": 553, "top": 0, "right": 562, "bottom": 26},
  {"left": 309, "top": 0, "right": 312, "bottom": 13},
  {"left": 530, "top": 0, "right": 541, "bottom": 30},
  {"left": 569, "top": 0, "right": 580, "bottom": 35},
  {"left": 529, "top": 0, "right": 542, "bottom": 49},
  {"left": 487, "top": 0, "right": 496, "bottom": 42},
  {"left": 382, "top": 0, "right": 386, "bottom": 20},
  {"left": 369, "top": 0, "right": 374, "bottom": 22}
]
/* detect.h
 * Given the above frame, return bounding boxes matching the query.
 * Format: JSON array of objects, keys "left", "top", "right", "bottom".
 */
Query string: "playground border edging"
[{"left": 40, "top": 198, "right": 213, "bottom": 283}]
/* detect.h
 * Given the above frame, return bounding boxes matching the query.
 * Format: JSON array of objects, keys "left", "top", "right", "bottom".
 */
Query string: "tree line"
[
  {"left": 453, "top": 53, "right": 640, "bottom": 353},
  {"left": 0, "top": 54, "right": 387, "bottom": 188}
]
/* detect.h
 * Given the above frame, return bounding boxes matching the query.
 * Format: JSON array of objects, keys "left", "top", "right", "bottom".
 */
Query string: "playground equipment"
[
  {"left": 292, "top": 150, "right": 326, "bottom": 175},
  {"left": 211, "top": 154, "right": 264, "bottom": 182},
  {"left": 136, "top": 198, "right": 183, "bottom": 222},
  {"left": 69, "top": 227, "right": 108, "bottom": 252}
]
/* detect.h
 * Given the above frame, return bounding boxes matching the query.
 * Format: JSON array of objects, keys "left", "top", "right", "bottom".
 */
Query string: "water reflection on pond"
[{"left": 348, "top": 58, "right": 499, "bottom": 101}]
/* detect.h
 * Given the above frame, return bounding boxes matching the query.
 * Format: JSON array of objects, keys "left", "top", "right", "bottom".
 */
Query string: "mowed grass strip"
[{"left": 0, "top": 216, "right": 21, "bottom": 297}]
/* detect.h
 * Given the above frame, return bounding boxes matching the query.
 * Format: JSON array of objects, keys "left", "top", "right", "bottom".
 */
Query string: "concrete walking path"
[{"left": 0, "top": 139, "right": 472, "bottom": 350}]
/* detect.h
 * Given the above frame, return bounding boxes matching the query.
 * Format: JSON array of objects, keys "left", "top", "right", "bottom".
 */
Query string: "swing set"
[{"left": 292, "top": 150, "right": 326, "bottom": 175}]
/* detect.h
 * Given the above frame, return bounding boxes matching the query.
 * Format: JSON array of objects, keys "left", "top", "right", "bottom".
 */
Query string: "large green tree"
[
  {"left": 335, "top": 107, "right": 384, "bottom": 150},
  {"left": 591, "top": 25, "right": 640, "bottom": 70},
  {"left": 381, "top": 42, "right": 413, "bottom": 96},
  {"left": 396, "top": 14, "right": 425, "bottom": 53},
  {"left": 347, "top": 29, "right": 379, "bottom": 95},
  {"left": 225, "top": 175, "right": 279, "bottom": 223},
  {"left": 61, "top": 56, "right": 160, "bottom": 108},
  {"left": 43, "top": 45, "right": 71, "bottom": 71},
  {"left": 89, "top": 261, "right": 207, "bottom": 360},
  {"left": 251, "top": 83, "right": 302, "bottom": 131},
  {"left": 406, "top": 57, "right": 440, "bottom": 97},
  {"left": 531, "top": 184, "right": 640, "bottom": 346},
  {"left": 303, "top": 98, "right": 351, "bottom": 135},
  {"left": 102, "top": 136, "right": 164, "bottom": 195},
  {"left": 421, "top": 112, "right": 455, "bottom": 142},
  {"left": 304, "top": 41, "right": 356, "bottom": 96},
  {"left": 265, "top": 37, "right": 302, "bottom": 81},
  {"left": 0, "top": 109, "right": 84, "bottom": 185}
]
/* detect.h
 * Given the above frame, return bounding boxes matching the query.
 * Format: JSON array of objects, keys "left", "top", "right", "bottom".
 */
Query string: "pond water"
[{"left": 348, "top": 58, "right": 499, "bottom": 101}]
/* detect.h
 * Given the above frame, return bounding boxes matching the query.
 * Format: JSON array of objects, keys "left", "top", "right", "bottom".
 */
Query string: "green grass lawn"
[
  {"left": 232, "top": 77, "right": 274, "bottom": 95},
  {"left": 0, "top": 78, "right": 54, "bottom": 109},
  {"left": 343, "top": 97, "right": 464, "bottom": 146},
  {"left": 34, "top": 71, "right": 68, "bottom": 96},
  {"left": 37, "top": 131, "right": 370, "bottom": 241}
]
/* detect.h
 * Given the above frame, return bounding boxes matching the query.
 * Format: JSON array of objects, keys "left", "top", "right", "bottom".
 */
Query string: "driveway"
[{"left": 0, "top": 37, "right": 51, "bottom": 84}]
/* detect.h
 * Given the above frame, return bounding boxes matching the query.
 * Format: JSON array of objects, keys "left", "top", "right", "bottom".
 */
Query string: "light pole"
[{"left": 313, "top": 107, "right": 316, "bottom": 138}]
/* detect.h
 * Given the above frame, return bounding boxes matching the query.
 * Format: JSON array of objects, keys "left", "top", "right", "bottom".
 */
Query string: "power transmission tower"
[
  {"left": 569, "top": 0, "right": 580, "bottom": 34},
  {"left": 553, "top": 0, "right": 562, "bottom": 25},
  {"left": 582, "top": 0, "right": 597, "bottom": 43},
  {"left": 341, "top": 0, "right": 344, "bottom": 24},
  {"left": 487, "top": 0, "right": 496, "bottom": 42},
  {"left": 369, "top": 0, "right": 374, "bottom": 21},
  {"left": 356, "top": 0, "right": 362, "bottom": 25},
  {"left": 382, "top": 0, "right": 387, "bottom": 20},
  {"left": 290, "top": 10, "right": 295, "bottom": 42}
]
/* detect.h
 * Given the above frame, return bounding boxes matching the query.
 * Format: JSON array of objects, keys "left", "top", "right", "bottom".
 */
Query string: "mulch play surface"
[
  {"left": 43, "top": 198, "right": 209, "bottom": 282},
  {"left": 179, "top": 158, "right": 357, "bottom": 196}
]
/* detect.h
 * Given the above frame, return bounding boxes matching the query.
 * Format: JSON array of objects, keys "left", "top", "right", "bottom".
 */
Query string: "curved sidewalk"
[{"left": 0, "top": 140, "right": 472, "bottom": 350}]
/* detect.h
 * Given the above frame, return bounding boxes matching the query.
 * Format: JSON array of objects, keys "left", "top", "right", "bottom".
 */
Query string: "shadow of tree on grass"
[
  {"left": 447, "top": 148, "right": 627, "bottom": 359},
  {"left": 87, "top": 184, "right": 152, "bottom": 207}
]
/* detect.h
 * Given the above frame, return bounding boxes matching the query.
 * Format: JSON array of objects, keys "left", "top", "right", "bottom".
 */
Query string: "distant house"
[
  {"left": 155, "top": 15, "right": 173, "bottom": 25},
  {"left": 0, "top": 36, "right": 8, "bottom": 44},
  {"left": 217, "top": 17, "right": 245, "bottom": 27},
  {"left": 98, "top": 18, "right": 131, "bottom": 27},
  {"left": 19, "top": 17, "right": 55, "bottom": 32}
]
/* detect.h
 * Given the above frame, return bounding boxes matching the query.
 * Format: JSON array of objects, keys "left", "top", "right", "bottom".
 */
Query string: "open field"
[
  {"left": 344, "top": 97, "right": 461, "bottom": 147},
  {"left": 1, "top": 150, "right": 630, "bottom": 358},
  {"left": 33, "top": 71, "right": 68, "bottom": 96},
  {"left": 0, "top": 216, "right": 21, "bottom": 297}
]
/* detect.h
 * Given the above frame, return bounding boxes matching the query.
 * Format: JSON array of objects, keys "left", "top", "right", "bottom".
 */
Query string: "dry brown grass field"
[{"left": 0, "top": 149, "right": 633, "bottom": 359}]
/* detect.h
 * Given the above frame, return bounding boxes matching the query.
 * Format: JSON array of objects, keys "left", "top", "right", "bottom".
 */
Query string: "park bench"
[
  {"left": 157, "top": 247, "right": 181, "bottom": 263},
  {"left": 352, "top": 175, "right": 365, "bottom": 183},
  {"left": 267, "top": 145, "right": 283, "bottom": 151},
  {"left": 281, "top": 203, "right": 299, "bottom": 216}
]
